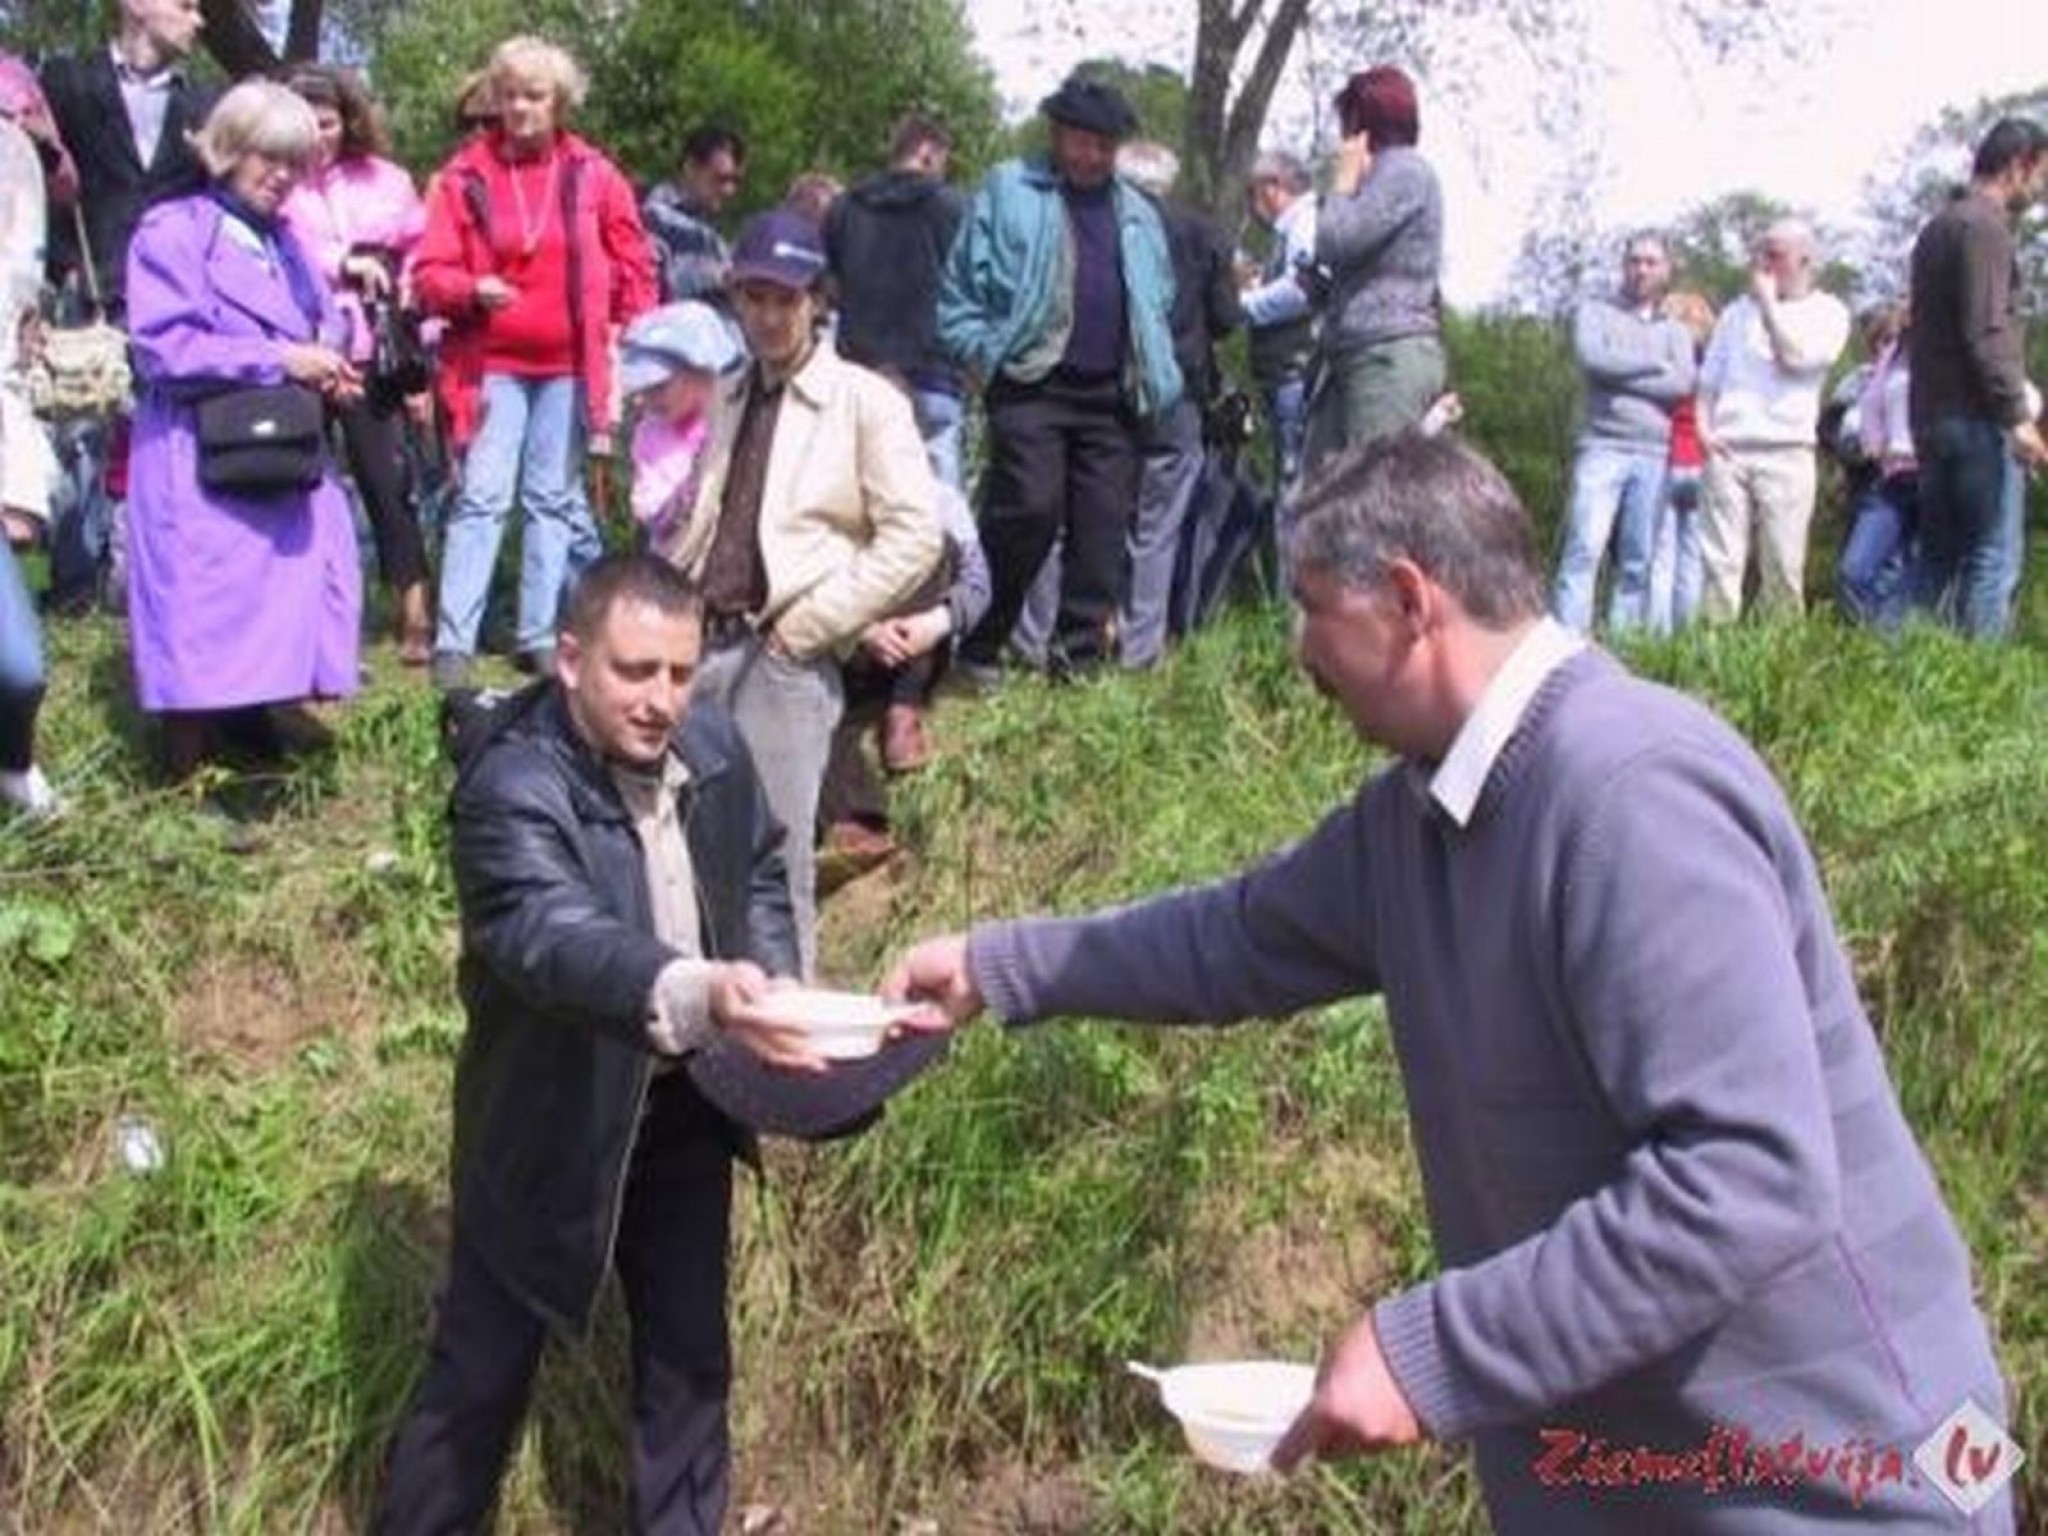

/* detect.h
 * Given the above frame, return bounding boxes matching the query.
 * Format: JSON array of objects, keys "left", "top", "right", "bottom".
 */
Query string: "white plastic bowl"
[
  {"left": 768, "top": 988, "right": 918, "bottom": 1061},
  {"left": 1138, "top": 1360, "right": 1316, "bottom": 1474}
]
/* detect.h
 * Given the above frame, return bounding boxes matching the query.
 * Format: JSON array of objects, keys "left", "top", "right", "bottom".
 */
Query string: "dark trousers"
[
  {"left": 375, "top": 1075, "right": 735, "bottom": 1536},
  {"left": 335, "top": 397, "right": 428, "bottom": 591},
  {"left": 964, "top": 373, "right": 1141, "bottom": 670}
]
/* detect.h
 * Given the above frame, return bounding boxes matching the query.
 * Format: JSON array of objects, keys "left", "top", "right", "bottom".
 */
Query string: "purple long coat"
[{"left": 125, "top": 194, "right": 361, "bottom": 712}]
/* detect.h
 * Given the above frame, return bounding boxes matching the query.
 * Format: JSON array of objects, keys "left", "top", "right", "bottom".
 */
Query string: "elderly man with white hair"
[{"left": 1695, "top": 217, "right": 1849, "bottom": 619}]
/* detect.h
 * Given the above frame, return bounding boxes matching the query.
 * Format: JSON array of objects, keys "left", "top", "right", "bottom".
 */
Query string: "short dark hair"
[
  {"left": 1285, "top": 431, "right": 1545, "bottom": 626},
  {"left": 683, "top": 125, "right": 747, "bottom": 169},
  {"left": 890, "top": 113, "right": 951, "bottom": 164},
  {"left": 563, "top": 555, "right": 703, "bottom": 643},
  {"left": 1972, "top": 116, "right": 2048, "bottom": 181},
  {"left": 281, "top": 63, "right": 389, "bottom": 160}
]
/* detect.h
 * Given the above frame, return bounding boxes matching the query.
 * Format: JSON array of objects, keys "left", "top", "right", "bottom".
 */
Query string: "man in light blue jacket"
[{"left": 937, "top": 73, "right": 1180, "bottom": 676}]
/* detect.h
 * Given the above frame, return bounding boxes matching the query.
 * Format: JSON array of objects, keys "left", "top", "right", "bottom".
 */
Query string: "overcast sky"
[{"left": 964, "top": 0, "right": 2048, "bottom": 304}]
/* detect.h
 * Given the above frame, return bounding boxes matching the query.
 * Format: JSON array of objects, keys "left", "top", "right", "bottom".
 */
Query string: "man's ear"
[
  {"left": 1384, "top": 559, "right": 1436, "bottom": 636},
  {"left": 556, "top": 631, "right": 584, "bottom": 690}
]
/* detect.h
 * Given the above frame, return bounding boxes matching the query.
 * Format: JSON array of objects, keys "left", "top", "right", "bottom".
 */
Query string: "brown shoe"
[
  {"left": 881, "top": 704, "right": 931, "bottom": 775},
  {"left": 817, "top": 819, "right": 898, "bottom": 894}
]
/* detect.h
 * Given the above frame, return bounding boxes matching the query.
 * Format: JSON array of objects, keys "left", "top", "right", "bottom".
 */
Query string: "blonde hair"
[
  {"left": 486, "top": 36, "right": 587, "bottom": 116},
  {"left": 1661, "top": 291, "right": 1717, "bottom": 352},
  {"left": 189, "top": 80, "right": 319, "bottom": 178}
]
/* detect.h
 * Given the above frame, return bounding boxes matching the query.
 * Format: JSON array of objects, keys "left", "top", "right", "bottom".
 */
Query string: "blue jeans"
[
  {"left": 0, "top": 536, "right": 48, "bottom": 771},
  {"left": 1912, "top": 415, "right": 2020, "bottom": 639},
  {"left": 436, "top": 374, "right": 599, "bottom": 658},
  {"left": 1553, "top": 443, "right": 1665, "bottom": 634},
  {"left": 1837, "top": 473, "right": 1918, "bottom": 630},
  {"left": 1647, "top": 469, "right": 1704, "bottom": 633},
  {"left": 912, "top": 387, "right": 965, "bottom": 494},
  {"left": 1262, "top": 372, "right": 1308, "bottom": 494}
]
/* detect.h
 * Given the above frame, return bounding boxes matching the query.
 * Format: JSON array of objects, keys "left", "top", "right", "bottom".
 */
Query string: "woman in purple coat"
[{"left": 125, "top": 80, "right": 364, "bottom": 781}]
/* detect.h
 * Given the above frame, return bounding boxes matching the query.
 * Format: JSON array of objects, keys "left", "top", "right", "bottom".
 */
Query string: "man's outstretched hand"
[{"left": 882, "top": 934, "right": 986, "bottom": 1029}]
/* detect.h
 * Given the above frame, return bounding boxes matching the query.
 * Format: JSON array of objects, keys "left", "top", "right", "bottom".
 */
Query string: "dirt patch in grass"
[
  {"left": 180, "top": 941, "right": 381, "bottom": 1070},
  {"left": 1181, "top": 1142, "right": 1394, "bottom": 1360}
]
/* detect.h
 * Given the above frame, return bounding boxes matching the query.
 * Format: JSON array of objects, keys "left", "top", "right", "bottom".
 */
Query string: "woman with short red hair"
[{"left": 1303, "top": 65, "right": 1445, "bottom": 475}]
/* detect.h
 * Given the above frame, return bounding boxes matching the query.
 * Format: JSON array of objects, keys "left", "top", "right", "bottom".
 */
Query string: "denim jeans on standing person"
[
  {"left": 1263, "top": 372, "right": 1308, "bottom": 495},
  {"left": 912, "top": 387, "right": 965, "bottom": 495},
  {"left": 1912, "top": 414, "right": 2020, "bottom": 640},
  {"left": 1647, "top": 469, "right": 1704, "bottom": 634},
  {"left": 436, "top": 374, "right": 593, "bottom": 659},
  {"left": 0, "top": 537, "right": 48, "bottom": 772},
  {"left": 1552, "top": 442, "right": 1666, "bottom": 634},
  {"left": 1836, "top": 473, "right": 1918, "bottom": 631}
]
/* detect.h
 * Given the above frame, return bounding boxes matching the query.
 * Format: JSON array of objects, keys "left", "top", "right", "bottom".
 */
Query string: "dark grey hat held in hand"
[
  {"left": 688, "top": 1028, "right": 950, "bottom": 1141},
  {"left": 1039, "top": 73, "right": 1139, "bottom": 139}
]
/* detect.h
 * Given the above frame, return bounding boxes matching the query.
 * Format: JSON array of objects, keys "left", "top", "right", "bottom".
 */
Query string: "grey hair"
[
  {"left": 1250, "top": 150, "right": 1311, "bottom": 193},
  {"left": 1116, "top": 139, "right": 1180, "bottom": 198},
  {"left": 190, "top": 80, "right": 319, "bottom": 177},
  {"left": 1284, "top": 431, "right": 1546, "bottom": 626}
]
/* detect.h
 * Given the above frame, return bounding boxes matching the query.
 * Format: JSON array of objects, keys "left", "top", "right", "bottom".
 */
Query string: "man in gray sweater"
[
  {"left": 884, "top": 432, "right": 2012, "bottom": 1533},
  {"left": 1552, "top": 233, "right": 1695, "bottom": 634}
]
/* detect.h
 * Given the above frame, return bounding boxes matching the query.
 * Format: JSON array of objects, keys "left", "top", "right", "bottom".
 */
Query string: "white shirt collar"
[{"left": 1424, "top": 617, "right": 1584, "bottom": 827}]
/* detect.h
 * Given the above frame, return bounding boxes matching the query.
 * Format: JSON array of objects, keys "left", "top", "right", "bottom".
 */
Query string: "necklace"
[{"left": 505, "top": 147, "right": 558, "bottom": 259}]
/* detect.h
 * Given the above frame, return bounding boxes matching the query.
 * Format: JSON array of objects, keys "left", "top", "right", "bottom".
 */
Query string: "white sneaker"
[{"left": 0, "top": 765, "right": 63, "bottom": 821}]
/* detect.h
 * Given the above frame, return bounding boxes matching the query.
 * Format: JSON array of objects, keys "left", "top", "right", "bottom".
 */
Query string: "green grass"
[{"left": 5, "top": 589, "right": 2048, "bottom": 1531}]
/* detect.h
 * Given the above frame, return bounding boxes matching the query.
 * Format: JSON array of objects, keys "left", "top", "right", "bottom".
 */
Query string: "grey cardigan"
[{"left": 1314, "top": 145, "right": 1443, "bottom": 356}]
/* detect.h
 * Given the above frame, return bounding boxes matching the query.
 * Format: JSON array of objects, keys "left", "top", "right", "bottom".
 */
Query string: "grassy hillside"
[{"left": 4, "top": 601, "right": 2047, "bottom": 1533}]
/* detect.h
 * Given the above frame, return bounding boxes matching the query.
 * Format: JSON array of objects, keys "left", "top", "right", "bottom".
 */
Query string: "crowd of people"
[{"left": 2, "top": 12, "right": 2044, "bottom": 1532}]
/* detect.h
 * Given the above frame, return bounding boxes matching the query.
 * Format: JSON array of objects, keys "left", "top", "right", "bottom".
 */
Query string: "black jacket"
[
  {"left": 447, "top": 684, "right": 796, "bottom": 1329},
  {"left": 40, "top": 50, "right": 213, "bottom": 312},
  {"left": 1154, "top": 196, "right": 1242, "bottom": 407},
  {"left": 824, "top": 168, "right": 966, "bottom": 393}
]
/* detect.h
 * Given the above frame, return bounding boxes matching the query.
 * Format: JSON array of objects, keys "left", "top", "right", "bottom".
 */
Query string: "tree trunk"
[
  {"left": 284, "top": 0, "right": 326, "bottom": 61},
  {"left": 198, "top": 0, "right": 279, "bottom": 76},
  {"left": 197, "top": 0, "right": 326, "bottom": 75},
  {"left": 1181, "top": 0, "right": 1314, "bottom": 215}
]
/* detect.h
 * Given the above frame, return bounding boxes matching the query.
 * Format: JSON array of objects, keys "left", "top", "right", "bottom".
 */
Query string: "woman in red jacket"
[{"left": 412, "top": 35, "right": 656, "bottom": 687}]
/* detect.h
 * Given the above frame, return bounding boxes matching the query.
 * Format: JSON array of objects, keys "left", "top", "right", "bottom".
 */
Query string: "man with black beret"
[{"left": 938, "top": 72, "right": 1182, "bottom": 676}]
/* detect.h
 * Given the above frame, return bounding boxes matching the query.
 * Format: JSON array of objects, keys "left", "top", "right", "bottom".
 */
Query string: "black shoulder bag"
[{"left": 195, "top": 382, "right": 327, "bottom": 495}]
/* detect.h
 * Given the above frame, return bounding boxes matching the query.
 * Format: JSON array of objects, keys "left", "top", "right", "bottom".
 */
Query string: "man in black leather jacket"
[{"left": 375, "top": 554, "right": 937, "bottom": 1535}]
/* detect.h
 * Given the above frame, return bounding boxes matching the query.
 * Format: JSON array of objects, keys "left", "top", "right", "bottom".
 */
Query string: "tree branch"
[
  {"left": 284, "top": 0, "right": 326, "bottom": 61},
  {"left": 199, "top": 0, "right": 280, "bottom": 76}
]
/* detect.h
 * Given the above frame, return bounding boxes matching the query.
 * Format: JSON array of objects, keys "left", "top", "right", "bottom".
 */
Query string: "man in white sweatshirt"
[{"left": 1696, "top": 219, "right": 1849, "bottom": 619}]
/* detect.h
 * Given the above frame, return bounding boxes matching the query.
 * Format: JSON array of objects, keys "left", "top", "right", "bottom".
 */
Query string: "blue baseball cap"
[
  {"left": 618, "top": 301, "right": 744, "bottom": 396},
  {"left": 728, "top": 208, "right": 828, "bottom": 291}
]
